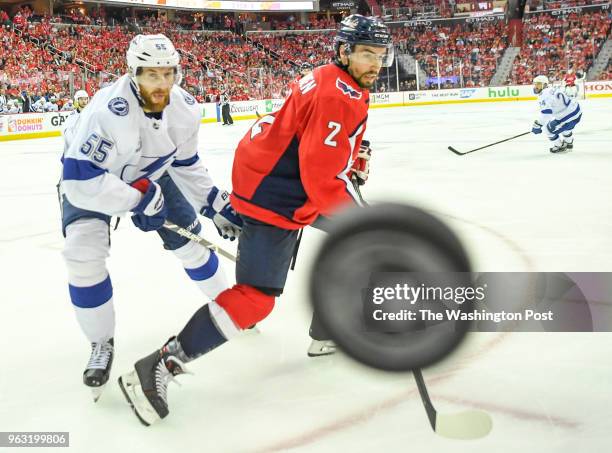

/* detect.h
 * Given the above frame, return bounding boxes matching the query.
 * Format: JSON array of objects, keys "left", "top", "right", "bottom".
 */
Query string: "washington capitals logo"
[{"left": 336, "top": 78, "right": 362, "bottom": 100}]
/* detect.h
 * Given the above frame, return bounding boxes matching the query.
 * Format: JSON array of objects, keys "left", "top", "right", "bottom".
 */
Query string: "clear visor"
[
  {"left": 349, "top": 45, "right": 395, "bottom": 68},
  {"left": 135, "top": 66, "right": 182, "bottom": 88}
]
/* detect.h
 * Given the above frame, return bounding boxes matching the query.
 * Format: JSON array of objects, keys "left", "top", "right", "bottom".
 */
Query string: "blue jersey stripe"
[
  {"left": 63, "top": 158, "right": 107, "bottom": 181},
  {"left": 69, "top": 275, "right": 113, "bottom": 308},
  {"left": 541, "top": 108, "right": 553, "bottom": 114},
  {"left": 558, "top": 105, "right": 580, "bottom": 123},
  {"left": 184, "top": 251, "right": 219, "bottom": 281},
  {"left": 172, "top": 154, "right": 200, "bottom": 167}
]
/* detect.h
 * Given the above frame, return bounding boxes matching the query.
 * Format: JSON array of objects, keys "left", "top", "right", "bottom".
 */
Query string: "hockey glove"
[
  {"left": 531, "top": 121, "right": 543, "bottom": 135},
  {"left": 547, "top": 119, "right": 560, "bottom": 134},
  {"left": 130, "top": 178, "right": 168, "bottom": 232},
  {"left": 350, "top": 140, "right": 372, "bottom": 186},
  {"left": 201, "top": 186, "right": 243, "bottom": 241}
]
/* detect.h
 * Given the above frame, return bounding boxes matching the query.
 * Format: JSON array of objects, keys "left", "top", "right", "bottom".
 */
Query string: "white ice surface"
[{"left": 1, "top": 99, "right": 611, "bottom": 452}]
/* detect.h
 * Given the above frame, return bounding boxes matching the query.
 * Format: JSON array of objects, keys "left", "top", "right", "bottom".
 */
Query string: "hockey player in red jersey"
[
  {"left": 297, "top": 61, "right": 314, "bottom": 79},
  {"left": 563, "top": 69, "right": 578, "bottom": 98},
  {"left": 118, "top": 15, "right": 393, "bottom": 425}
]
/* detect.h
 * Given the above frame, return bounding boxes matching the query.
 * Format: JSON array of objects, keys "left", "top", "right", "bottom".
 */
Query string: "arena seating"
[
  {"left": 394, "top": 21, "right": 508, "bottom": 88},
  {"left": 508, "top": 9, "right": 611, "bottom": 85},
  {"left": 1, "top": 5, "right": 610, "bottom": 111}
]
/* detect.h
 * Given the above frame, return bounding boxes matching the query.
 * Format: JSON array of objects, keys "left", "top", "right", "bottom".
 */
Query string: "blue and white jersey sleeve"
[{"left": 61, "top": 110, "right": 141, "bottom": 216}]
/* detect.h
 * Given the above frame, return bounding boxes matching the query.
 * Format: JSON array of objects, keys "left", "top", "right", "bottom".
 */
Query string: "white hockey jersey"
[
  {"left": 537, "top": 86, "right": 581, "bottom": 126},
  {"left": 44, "top": 102, "right": 59, "bottom": 112},
  {"left": 62, "top": 101, "right": 75, "bottom": 111},
  {"left": 31, "top": 98, "right": 46, "bottom": 112},
  {"left": 61, "top": 74, "right": 214, "bottom": 216}
]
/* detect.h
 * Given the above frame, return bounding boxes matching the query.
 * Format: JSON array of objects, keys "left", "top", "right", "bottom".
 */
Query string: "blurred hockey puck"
[{"left": 309, "top": 203, "right": 474, "bottom": 371}]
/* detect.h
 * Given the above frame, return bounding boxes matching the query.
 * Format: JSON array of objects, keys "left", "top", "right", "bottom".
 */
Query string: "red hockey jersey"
[
  {"left": 564, "top": 73, "right": 576, "bottom": 87},
  {"left": 231, "top": 63, "right": 369, "bottom": 229}
]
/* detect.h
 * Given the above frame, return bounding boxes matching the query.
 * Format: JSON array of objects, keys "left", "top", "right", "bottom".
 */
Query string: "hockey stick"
[
  {"left": 130, "top": 180, "right": 237, "bottom": 261},
  {"left": 351, "top": 178, "right": 492, "bottom": 439},
  {"left": 448, "top": 131, "right": 531, "bottom": 156},
  {"left": 161, "top": 220, "right": 236, "bottom": 262},
  {"left": 413, "top": 368, "right": 492, "bottom": 439}
]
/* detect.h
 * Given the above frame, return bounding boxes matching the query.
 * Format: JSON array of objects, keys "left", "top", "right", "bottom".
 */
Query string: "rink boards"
[{"left": 1, "top": 80, "right": 610, "bottom": 142}]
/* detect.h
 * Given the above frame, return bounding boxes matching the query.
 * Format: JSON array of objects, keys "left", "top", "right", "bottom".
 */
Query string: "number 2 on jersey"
[
  {"left": 324, "top": 122, "right": 341, "bottom": 147},
  {"left": 556, "top": 92, "right": 570, "bottom": 107}
]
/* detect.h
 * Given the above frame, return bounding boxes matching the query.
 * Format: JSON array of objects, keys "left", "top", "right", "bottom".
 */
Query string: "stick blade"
[
  {"left": 447, "top": 146, "right": 465, "bottom": 156},
  {"left": 434, "top": 410, "right": 493, "bottom": 440}
]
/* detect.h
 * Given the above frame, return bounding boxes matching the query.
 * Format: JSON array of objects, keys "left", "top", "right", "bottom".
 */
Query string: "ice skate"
[
  {"left": 83, "top": 338, "right": 114, "bottom": 402},
  {"left": 550, "top": 143, "right": 569, "bottom": 154},
  {"left": 118, "top": 337, "right": 191, "bottom": 426}
]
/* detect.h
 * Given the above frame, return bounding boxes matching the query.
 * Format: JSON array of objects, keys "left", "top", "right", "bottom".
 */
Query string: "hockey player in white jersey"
[
  {"left": 4, "top": 99, "right": 21, "bottom": 114},
  {"left": 73, "top": 90, "right": 89, "bottom": 112},
  {"left": 61, "top": 99, "right": 75, "bottom": 111},
  {"left": 62, "top": 90, "right": 91, "bottom": 138},
  {"left": 59, "top": 34, "right": 242, "bottom": 401},
  {"left": 45, "top": 96, "right": 59, "bottom": 112},
  {"left": 31, "top": 97, "right": 46, "bottom": 112},
  {"left": 531, "top": 75, "right": 582, "bottom": 153}
]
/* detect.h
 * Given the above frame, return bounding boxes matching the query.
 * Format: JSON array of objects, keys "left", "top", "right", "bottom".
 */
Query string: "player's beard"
[
  {"left": 349, "top": 68, "right": 379, "bottom": 89},
  {"left": 140, "top": 87, "right": 171, "bottom": 112}
]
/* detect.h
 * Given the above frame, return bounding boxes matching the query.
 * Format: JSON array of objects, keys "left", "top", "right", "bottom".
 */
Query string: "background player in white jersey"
[
  {"left": 59, "top": 34, "right": 242, "bottom": 401},
  {"left": 61, "top": 99, "right": 75, "bottom": 111},
  {"left": 531, "top": 75, "right": 582, "bottom": 153},
  {"left": 45, "top": 96, "right": 59, "bottom": 112},
  {"left": 31, "top": 96, "right": 46, "bottom": 112},
  {"left": 73, "top": 90, "right": 89, "bottom": 112},
  {"left": 4, "top": 99, "right": 21, "bottom": 114},
  {"left": 61, "top": 91, "right": 91, "bottom": 146}
]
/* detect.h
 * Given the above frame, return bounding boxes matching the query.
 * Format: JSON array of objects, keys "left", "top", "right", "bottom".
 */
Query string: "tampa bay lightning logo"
[
  {"left": 336, "top": 78, "right": 362, "bottom": 100},
  {"left": 183, "top": 93, "right": 196, "bottom": 105},
  {"left": 108, "top": 97, "right": 129, "bottom": 116}
]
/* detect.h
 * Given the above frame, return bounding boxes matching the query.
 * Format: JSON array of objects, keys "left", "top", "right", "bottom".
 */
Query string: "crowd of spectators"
[
  {"left": 598, "top": 59, "right": 612, "bottom": 81},
  {"left": 1, "top": 9, "right": 342, "bottom": 103},
  {"left": 1, "top": 3, "right": 610, "bottom": 112},
  {"left": 394, "top": 20, "right": 508, "bottom": 88},
  {"left": 509, "top": 9, "right": 611, "bottom": 85},
  {"left": 527, "top": 0, "right": 609, "bottom": 11},
  {"left": 381, "top": 0, "right": 450, "bottom": 21}
]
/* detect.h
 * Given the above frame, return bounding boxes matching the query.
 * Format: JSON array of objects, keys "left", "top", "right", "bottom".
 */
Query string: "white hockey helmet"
[
  {"left": 126, "top": 34, "right": 181, "bottom": 84},
  {"left": 533, "top": 75, "right": 549, "bottom": 85},
  {"left": 533, "top": 75, "right": 549, "bottom": 94},
  {"left": 74, "top": 89, "right": 89, "bottom": 108},
  {"left": 74, "top": 89, "right": 89, "bottom": 100}
]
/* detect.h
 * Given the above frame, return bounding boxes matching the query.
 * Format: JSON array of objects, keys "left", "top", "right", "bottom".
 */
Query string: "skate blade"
[
  {"left": 243, "top": 325, "right": 261, "bottom": 335},
  {"left": 307, "top": 350, "right": 336, "bottom": 358},
  {"left": 91, "top": 384, "right": 106, "bottom": 403},
  {"left": 307, "top": 340, "right": 337, "bottom": 357},
  {"left": 118, "top": 372, "right": 160, "bottom": 427}
]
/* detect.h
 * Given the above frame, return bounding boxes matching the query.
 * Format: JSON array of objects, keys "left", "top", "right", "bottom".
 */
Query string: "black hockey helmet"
[
  {"left": 300, "top": 61, "right": 314, "bottom": 73},
  {"left": 334, "top": 15, "right": 393, "bottom": 67}
]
